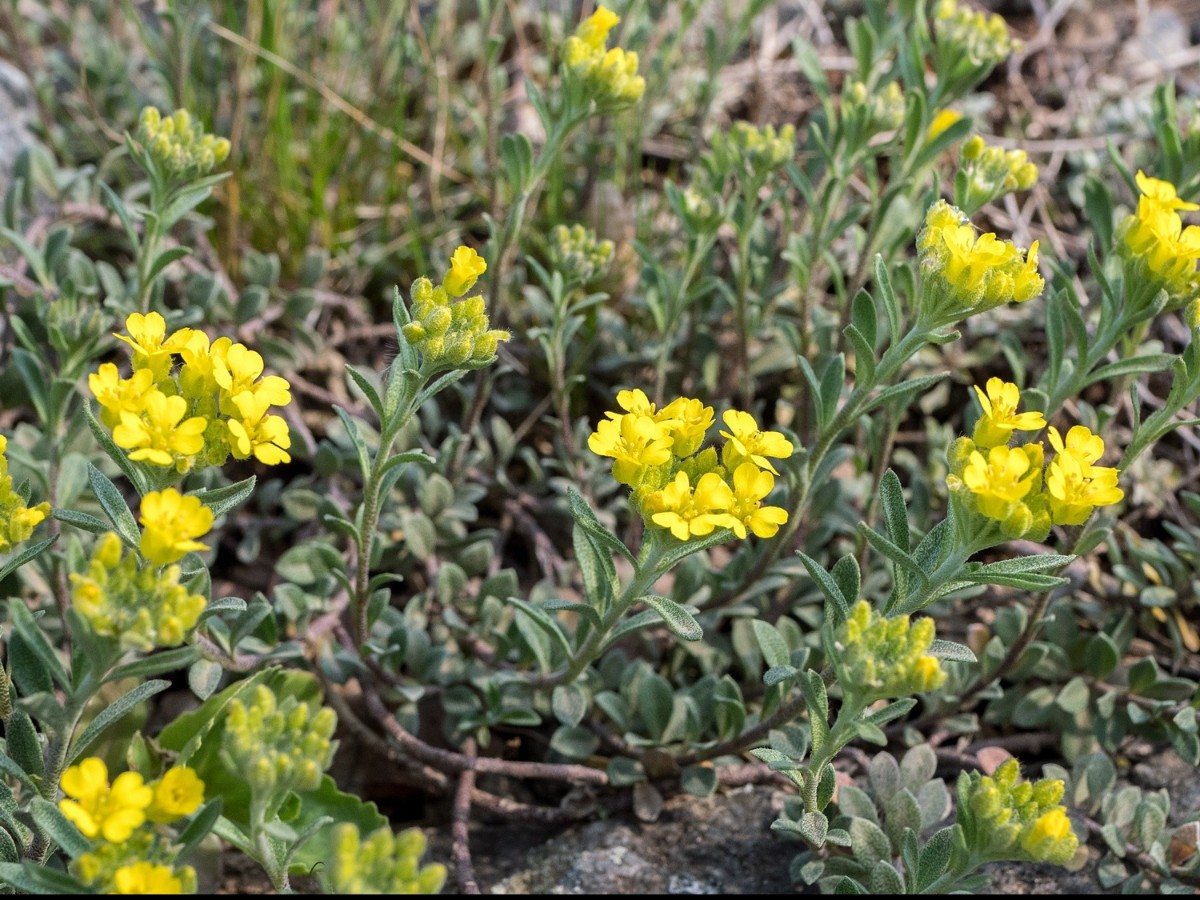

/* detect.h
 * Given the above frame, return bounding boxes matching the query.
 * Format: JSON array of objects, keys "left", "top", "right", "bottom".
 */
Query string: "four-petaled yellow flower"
[
  {"left": 139, "top": 488, "right": 214, "bottom": 566},
  {"left": 114, "top": 862, "right": 186, "bottom": 895},
  {"left": 1045, "top": 447, "right": 1123, "bottom": 526},
  {"left": 58, "top": 758, "right": 153, "bottom": 844},
  {"left": 1120, "top": 171, "right": 1200, "bottom": 304},
  {"left": 973, "top": 378, "right": 1046, "bottom": 448},
  {"left": 0, "top": 434, "right": 52, "bottom": 555},
  {"left": 227, "top": 391, "right": 293, "bottom": 465},
  {"left": 659, "top": 396, "right": 715, "bottom": 458},
  {"left": 147, "top": 766, "right": 205, "bottom": 823},
  {"left": 587, "top": 414, "right": 674, "bottom": 486},
  {"left": 961, "top": 445, "right": 1034, "bottom": 521},
  {"left": 444, "top": 246, "right": 487, "bottom": 297},
  {"left": 112, "top": 391, "right": 207, "bottom": 470},
  {"left": 719, "top": 410, "right": 794, "bottom": 476},
  {"left": 646, "top": 471, "right": 734, "bottom": 542},
  {"left": 726, "top": 463, "right": 789, "bottom": 539},
  {"left": 562, "top": 5, "right": 644, "bottom": 110}
]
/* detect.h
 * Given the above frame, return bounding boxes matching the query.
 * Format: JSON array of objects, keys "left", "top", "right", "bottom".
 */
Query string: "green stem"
[
  {"left": 351, "top": 383, "right": 419, "bottom": 646},
  {"left": 537, "top": 540, "right": 668, "bottom": 689}
]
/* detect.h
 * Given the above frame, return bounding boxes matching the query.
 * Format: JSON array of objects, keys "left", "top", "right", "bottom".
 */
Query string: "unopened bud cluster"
[
  {"left": 226, "top": 686, "right": 337, "bottom": 801},
  {"left": 136, "top": 106, "right": 231, "bottom": 179},
  {"left": 550, "top": 223, "right": 614, "bottom": 284},
  {"left": 71, "top": 532, "right": 206, "bottom": 652},
  {"left": 710, "top": 122, "right": 796, "bottom": 181},
  {"left": 323, "top": 824, "right": 447, "bottom": 894},
  {"left": 957, "top": 759, "right": 1079, "bottom": 865},
  {"left": 834, "top": 600, "right": 946, "bottom": 702},
  {"left": 956, "top": 136, "right": 1038, "bottom": 213},
  {"left": 401, "top": 246, "right": 510, "bottom": 368},
  {"left": 842, "top": 80, "right": 906, "bottom": 138},
  {"left": 933, "top": 0, "right": 1021, "bottom": 68}
]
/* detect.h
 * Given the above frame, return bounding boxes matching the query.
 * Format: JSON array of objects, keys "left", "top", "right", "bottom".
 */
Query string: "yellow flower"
[
  {"left": 58, "top": 758, "right": 153, "bottom": 843},
  {"left": 927, "top": 109, "right": 963, "bottom": 142},
  {"left": 113, "top": 862, "right": 185, "bottom": 894},
  {"left": 139, "top": 488, "right": 213, "bottom": 566},
  {"left": 226, "top": 390, "right": 293, "bottom": 465},
  {"left": 147, "top": 766, "right": 205, "bottom": 823},
  {"left": 0, "top": 434, "right": 52, "bottom": 555},
  {"left": 1136, "top": 170, "right": 1199, "bottom": 212},
  {"left": 587, "top": 413, "right": 674, "bottom": 486},
  {"left": 89, "top": 365, "right": 157, "bottom": 429},
  {"left": 1120, "top": 172, "right": 1200, "bottom": 304},
  {"left": 658, "top": 396, "right": 715, "bottom": 457},
  {"left": 1045, "top": 450, "right": 1123, "bottom": 526},
  {"left": 443, "top": 246, "right": 487, "bottom": 298},
  {"left": 961, "top": 445, "right": 1034, "bottom": 521},
  {"left": 645, "top": 471, "right": 735, "bottom": 541},
  {"left": 918, "top": 200, "right": 1043, "bottom": 318},
  {"left": 1047, "top": 424, "right": 1105, "bottom": 470},
  {"left": 719, "top": 410, "right": 794, "bottom": 476},
  {"left": 726, "top": 462, "right": 789, "bottom": 539},
  {"left": 562, "top": 4, "right": 644, "bottom": 109},
  {"left": 213, "top": 342, "right": 291, "bottom": 408},
  {"left": 972, "top": 378, "right": 1046, "bottom": 448},
  {"left": 577, "top": 5, "right": 620, "bottom": 51},
  {"left": 114, "top": 313, "right": 192, "bottom": 380},
  {"left": 111, "top": 390, "right": 207, "bottom": 470}
]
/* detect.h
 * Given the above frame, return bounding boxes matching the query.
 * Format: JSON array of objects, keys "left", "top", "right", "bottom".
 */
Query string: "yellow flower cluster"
[
  {"left": 61, "top": 758, "right": 203, "bottom": 895},
  {"left": 91, "top": 312, "right": 292, "bottom": 472},
  {"left": 834, "top": 600, "right": 946, "bottom": 702},
  {"left": 588, "top": 390, "right": 793, "bottom": 542},
  {"left": 324, "top": 824, "right": 447, "bottom": 895},
  {"left": 401, "top": 246, "right": 510, "bottom": 367},
  {"left": 0, "top": 434, "right": 51, "bottom": 555},
  {"left": 136, "top": 106, "right": 230, "bottom": 179},
  {"left": 712, "top": 122, "right": 797, "bottom": 178},
  {"left": 918, "top": 200, "right": 1043, "bottom": 324},
  {"left": 561, "top": 6, "right": 645, "bottom": 111},
  {"left": 932, "top": 0, "right": 1021, "bottom": 67},
  {"left": 226, "top": 686, "right": 337, "bottom": 801},
  {"left": 1118, "top": 170, "right": 1200, "bottom": 308},
  {"left": 947, "top": 379, "right": 1122, "bottom": 536},
  {"left": 71, "top": 530, "right": 207, "bottom": 652},
  {"left": 958, "top": 136, "right": 1038, "bottom": 212},
  {"left": 958, "top": 759, "right": 1078, "bottom": 865}
]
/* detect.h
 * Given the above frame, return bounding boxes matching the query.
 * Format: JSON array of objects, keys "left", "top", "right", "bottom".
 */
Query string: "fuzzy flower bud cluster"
[
  {"left": 0, "top": 434, "right": 51, "bottom": 555},
  {"left": 917, "top": 200, "right": 1043, "bottom": 325},
  {"left": 946, "top": 379, "right": 1122, "bottom": 539},
  {"left": 561, "top": 6, "right": 645, "bottom": 112},
  {"left": 550, "top": 223, "right": 615, "bottom": 284},
  {"left": 833, "top": 600, "right": 946, "bottom": 702},
  {"left": 710, "top": 122, "right": 796, "bottom": 181},
  {"left": 932, "top": 0, "right": 1021, "bottom": 68},
  {"left": 61, "top": 758, "right": 203, "bottom": 894},
  {"left": 842, "top": 80, "right": 906, "bottom": 138},
  {"left": 588, "top": 390, "right": 793, "bottom": 543},
  {"left": 401, "top": 246, "right": 509, "bottom": 368},
  {"left": 90, "top": 312, "right": 292, "bottom": 473},
  {"left": 957, "top": 759, "right": 1079, "bottom": 866},
  {"left": 322, "top": 824, "right": 447, "bottom": 894},
  {"left": 136, "top": 106, "right": 230, "bottom": 179},
  {"left": 225, "top": 686, "right": 337, "bottom": 805},
  {"left": 956, "top": 136, "right": 1038, "bottom": 213},
  {"left": 71, "top": 530, "right": 207, "bottom": 652},
  {"left": 1117, "top": 170, "right": 1200, "bottom": 310}
]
